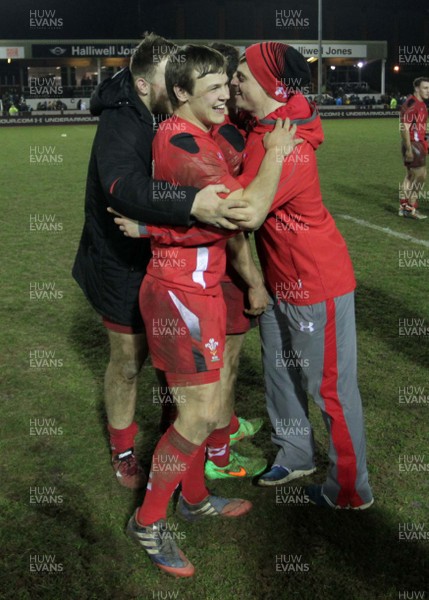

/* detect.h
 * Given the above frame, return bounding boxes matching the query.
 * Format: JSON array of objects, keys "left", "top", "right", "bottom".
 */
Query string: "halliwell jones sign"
[{"left": 31, "top": 44, "right": 136, "bottom": 58}]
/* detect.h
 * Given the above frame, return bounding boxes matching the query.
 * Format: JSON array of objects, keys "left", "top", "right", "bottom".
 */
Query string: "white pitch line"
[{"left": 338, "top": 215, "right": 429, "bottom": 248}]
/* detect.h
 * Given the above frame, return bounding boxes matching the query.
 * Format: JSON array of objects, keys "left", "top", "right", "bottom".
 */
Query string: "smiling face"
[
  {"left": 175, "top": 70, "right": 230, "bottom": 130},
  {"left": 231, "top": 60, "right": 270, "bottom": 117}
]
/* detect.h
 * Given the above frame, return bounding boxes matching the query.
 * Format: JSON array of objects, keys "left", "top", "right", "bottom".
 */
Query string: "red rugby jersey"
[
  {"left": 237, "top": 94, "right": 356, "bottom": 306},
  {"left": 400, "top": 95, "right": 428, "bottom": 147},
  {"left": 212, "top": 115, "right": 247, "bottom": 284},
  {"left": 144, "top": 116, "right": 242, "bottom": 294},
  {"left": 212, "top": 115, "right": 246, "bottom": 177}
]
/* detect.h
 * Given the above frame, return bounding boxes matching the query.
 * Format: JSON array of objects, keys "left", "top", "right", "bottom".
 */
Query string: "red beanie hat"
[{"left": 245, "top": 42, "right": 311, "bottom": 101}]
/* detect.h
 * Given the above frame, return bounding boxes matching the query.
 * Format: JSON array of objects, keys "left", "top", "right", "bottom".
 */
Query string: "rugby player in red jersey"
[
  {"left": 399, "top": 76, "right": 429, "bottom": 219},
  {"left": 204, "top": 42, "right": 266, "bottom": 478},
  {"left": 114, "top": 45, "right": 301, "bottom": 576}
]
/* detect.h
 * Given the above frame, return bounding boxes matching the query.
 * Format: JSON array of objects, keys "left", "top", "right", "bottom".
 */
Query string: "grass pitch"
[{"left": 0, "top": 119, "right": 428, "bottom": 600}]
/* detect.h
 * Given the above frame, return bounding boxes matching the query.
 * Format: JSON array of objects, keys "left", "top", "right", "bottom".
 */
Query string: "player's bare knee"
[
  {"left": 107, "top": 332, "right": 146, "bottom": 381},
  {"left": 196, "top": 404, "right": 220, "bottom": 434},
  {"left": 416, "top": 172, "right": 426, "bottom": 185},
  {"left": 204, "top": 419, "right": 218, "bottom": 436},
  {"left": 411, "top": 167, "right": 426, "bottom": 185},
  {"left": 120, "top": 359, "right": 142, "bottom": 382},
  {"left": 107, "top": 355, "right": 142, "bottom": 384}
]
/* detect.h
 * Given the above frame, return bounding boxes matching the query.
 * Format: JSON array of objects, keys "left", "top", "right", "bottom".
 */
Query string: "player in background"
[
  {"left": 399, "top": 76, "right": 429, "bottom": 219},
  {"left": 72, "top": 34, "right": 257, "bottom": 490},
  {"left": 114, "top": 45, "right": 300, "bottom": 576},
  {"left": 229, "top": 42, "right": 374, "bottom": 510},
  {"left": 158, "top": 42, "right": 267, "bottom": 480},
  {"left": 203, "top": 42, "right": 265, "bottom": 479}
]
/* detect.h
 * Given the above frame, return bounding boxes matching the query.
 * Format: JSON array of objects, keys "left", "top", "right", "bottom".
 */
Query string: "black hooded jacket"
[{"left": 72, "top": 68, "right": 198, "bottom": 327}]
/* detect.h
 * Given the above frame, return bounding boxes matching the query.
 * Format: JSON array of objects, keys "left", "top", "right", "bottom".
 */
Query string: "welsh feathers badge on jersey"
[{"left": 205, "top": 338, "right": 220, "bottom": 362}]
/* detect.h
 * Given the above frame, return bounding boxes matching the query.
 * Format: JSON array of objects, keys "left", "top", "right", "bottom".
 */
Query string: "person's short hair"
[
  {"left": 165, "top": 44, "right": 226, "bottom": 109},
  {"left": 130, "top": 32, "right": 177, "bottom": 81},
  {"left": 209, "top": 43, "right": 240, "bottom": 81},
  {"left": 413, "top": 76, "right": 429, "bottom": 89}
]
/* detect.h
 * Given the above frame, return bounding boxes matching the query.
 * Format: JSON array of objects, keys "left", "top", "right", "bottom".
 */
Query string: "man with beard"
[{"left": 72, "top": 33, "right": 251, "bottom": 489}]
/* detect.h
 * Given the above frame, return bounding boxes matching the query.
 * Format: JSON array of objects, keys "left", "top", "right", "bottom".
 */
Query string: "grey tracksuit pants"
[{"left": 259, "top": 291, "right": 373, "bottom": 506}]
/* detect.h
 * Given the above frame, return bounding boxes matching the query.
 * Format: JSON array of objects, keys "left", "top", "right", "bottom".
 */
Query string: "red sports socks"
[
  {"left": 206, "top": 424, "right": 231, "bottom": 467},
  {"left": 108, "top": 421, "right": 138, "bottom": 454},
  {"left": 181, "top": 442, "right": 209, "bottom": 504},
  {"left": 137, "top": 425, "right": 200, "bottom": 526},
  {"left": 229, "top": 413, "right": 240, "bottom": 435}
]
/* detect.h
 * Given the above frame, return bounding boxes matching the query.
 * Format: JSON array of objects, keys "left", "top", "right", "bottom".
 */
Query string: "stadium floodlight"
[
  {"left": 330, "top": 65, "right": 336, "bottom": 70},
  {"left": 394, "top": 65, "right": 400, "bottom": 72}
]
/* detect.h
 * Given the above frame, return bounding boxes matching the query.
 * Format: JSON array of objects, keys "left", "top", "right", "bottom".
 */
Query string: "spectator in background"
[
  {"left": 18, "top": 99, "right": 31, "bottom": 112},
  {"left": 8, "top": 104, "right": 19, "bottom": 116},
  {"left": 2, "top": 92, "right": 11, "bottom": 115}
]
